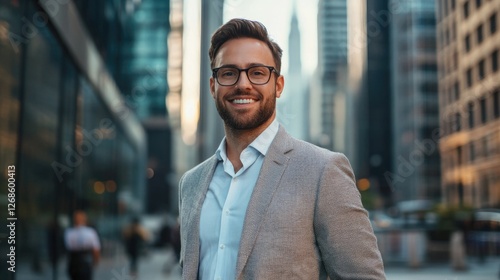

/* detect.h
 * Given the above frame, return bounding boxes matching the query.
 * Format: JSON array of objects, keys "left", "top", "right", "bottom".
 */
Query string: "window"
[
  {"left": 454, "top": 81, "right": 460, "bottom": 100},
  {"left": 466, "top": 67, "right": 473, "bottom": 87},
  {"left": 476, "top": 0, "right": 482, "bottom": 9},
  {"left": 492, "top": 50, "right": 499, "bottom": 72},
  {"left": 494, "top": 90, "right": 500, "bottom": 118},
  {"left": 451, "top": 0, "right": 456, "bottom": 10},
  {"left": 457, "top": 145, "right": 462, "bottom": 165},
  {"left": 480, "top": 97, "right": 487, "bottom": 124},
  {"left": 455, "top": 112, "right": 461, "bottom": 131},
  {"left": 468, "top": 101, "right": 475, "bottom": 128},
  {"left": 420, "top": 63, "right": 437, "bottom": 72},
  {"left": 490, "top": 13, "right": 497, "bottom": 34},
  {"left": 478, "top": 59, "right": 485, "bottom": 80},
  {"left": 470, "top": 142, "right": 476, "bottom": 162},
  {"left": 463, "top": 1, "right": 470, "bottom": 19},
  {"left": 481, "top": 137, "right": 488, "bottom": 159},
  {"left": 453, "top": 51, "right": 458, "bottom": 70},
  {"left": 464, "top": 34, "right": 471, "bottom": 52},
  {"left": 477, "top": 24, "right": 483, "bottom": 44}
]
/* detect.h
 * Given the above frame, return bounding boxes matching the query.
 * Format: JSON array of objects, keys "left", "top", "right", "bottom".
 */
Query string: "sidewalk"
[
  {"left": 385, "top": 256, "right": 500, "bottom": 280},
  {"left": 94, "top": 248, "right": 181, "bottom": 280},
  {"left": 14, "top": 247, "right": 180, "bottom": 280}
]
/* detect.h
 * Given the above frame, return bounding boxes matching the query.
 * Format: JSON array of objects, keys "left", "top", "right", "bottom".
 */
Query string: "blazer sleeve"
[{"left": 314, "top": 153, "right": 386, "bottom": 279}]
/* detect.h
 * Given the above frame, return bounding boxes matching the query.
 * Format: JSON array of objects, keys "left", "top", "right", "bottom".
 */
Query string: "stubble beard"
[{"left": 215, "top": 88, "right": 276, "bottom": 131}]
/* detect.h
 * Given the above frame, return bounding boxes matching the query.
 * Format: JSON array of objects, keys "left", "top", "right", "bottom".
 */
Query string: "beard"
[{"left": 215, "top": 88, "right": 276, "bottom": 130}]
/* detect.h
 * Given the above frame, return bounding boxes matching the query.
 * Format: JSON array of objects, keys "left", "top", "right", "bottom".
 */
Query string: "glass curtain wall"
[{"left": 0, "top": 1, "right": 146, "bottom": 278}]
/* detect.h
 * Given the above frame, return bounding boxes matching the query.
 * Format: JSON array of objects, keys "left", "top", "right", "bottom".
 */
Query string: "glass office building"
[{"left": 0, "top": 0, "right": 150, "bottom": 278}]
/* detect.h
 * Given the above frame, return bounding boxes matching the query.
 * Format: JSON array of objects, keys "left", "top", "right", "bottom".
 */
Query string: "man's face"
[{"left": 210, "top": 37, "right": 284, "bottom": 131}]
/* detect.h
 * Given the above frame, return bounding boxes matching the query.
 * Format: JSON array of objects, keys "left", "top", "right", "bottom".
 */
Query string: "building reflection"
[{"left": 0, "top": 0, "right": 176, "bottom": 278}]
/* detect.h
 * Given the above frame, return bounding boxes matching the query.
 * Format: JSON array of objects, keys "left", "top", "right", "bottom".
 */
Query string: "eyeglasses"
[{"left": 212, "top": 65, "right": 279, "bottom": 86}]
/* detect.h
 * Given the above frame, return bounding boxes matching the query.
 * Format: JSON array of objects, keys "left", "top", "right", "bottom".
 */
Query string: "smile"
[{"left": 232, "top": 99, "right": 256, "bottom": 104}]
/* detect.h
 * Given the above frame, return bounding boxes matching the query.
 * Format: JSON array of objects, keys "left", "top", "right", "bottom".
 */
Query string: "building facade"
[
  {"left": 314, "top": 0, "right": 348, "bottom": 150},
  {"left": 278, "top": 6, "right": 309, "bottom": 141},
  {"left": 437, "top": 0, "right": 500, "bottom": 208},
  {"left": 0, "top": 0, "right": 150, "bottom": 277},
  {"left": 390, "top": 0, "right": 441, "bottom": 203}
]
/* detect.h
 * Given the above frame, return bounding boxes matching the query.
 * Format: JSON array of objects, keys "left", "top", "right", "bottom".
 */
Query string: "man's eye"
[
  {"left": 221, "top": 71, "right": 236, "bottom": 77},
  {"left": 250, "top": 68, "right": 267, "bottom": 76}
]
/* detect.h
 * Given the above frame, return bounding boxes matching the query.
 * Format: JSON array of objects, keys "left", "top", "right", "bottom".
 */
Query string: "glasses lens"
[
  {"left": 248, "top": 66, "right": 271, "bottom": 84},
  {"left": 216, "top": 67, "right": 239, "bottom": 85}
]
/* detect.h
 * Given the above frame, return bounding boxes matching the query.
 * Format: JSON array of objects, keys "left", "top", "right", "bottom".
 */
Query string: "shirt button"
[
  {"left": 220, "top": 244, "right": 225, "bottom": 250},
  {"left": 225, "top": 210, "right": 230, "bottom": 216}
]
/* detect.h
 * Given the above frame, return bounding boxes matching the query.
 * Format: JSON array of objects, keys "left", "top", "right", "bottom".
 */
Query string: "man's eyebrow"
[{"left": 217, "top": 63, "right": 268, "bottom": 68}]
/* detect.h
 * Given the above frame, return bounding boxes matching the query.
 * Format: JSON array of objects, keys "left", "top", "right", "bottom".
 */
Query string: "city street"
[{"left": 16, "top": 248, "right": 500, "bottom": 279}]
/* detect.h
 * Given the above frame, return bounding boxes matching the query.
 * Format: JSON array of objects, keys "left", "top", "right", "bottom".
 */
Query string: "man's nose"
[{"left": 236, "top": 70, "right": 253, "bottom": 89}]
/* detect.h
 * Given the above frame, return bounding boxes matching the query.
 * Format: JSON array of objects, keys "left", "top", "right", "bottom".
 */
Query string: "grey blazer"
[{"left": 179, "top": 126, "right": 386, "bottom": 279}]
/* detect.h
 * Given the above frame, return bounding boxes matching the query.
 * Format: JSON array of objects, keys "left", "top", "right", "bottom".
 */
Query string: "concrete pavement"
[
  {"left": 14, "top": 248, "right": 500, "bottom": 279},
  {"left": 385, "top": 257, "right": 500, "bottom": 280}
]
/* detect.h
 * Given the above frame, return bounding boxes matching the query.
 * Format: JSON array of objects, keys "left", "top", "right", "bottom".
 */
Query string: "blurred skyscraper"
[
  {"left": 112, "top": 0, "right": 175, "bottom": 213},
  {"left": 197, "top": 0, "right": 225, "bottom": 162},
  {"left": 390, "top": 1, "right": 441, "bottom": 203},
  {"left": 357, "top": 0, "right": 394, "bottom": 205},
  {"left": 0, "top": 0, "right": 159, "bottom": 277},
  {"left": 437, "top": 0, "right": 500, "bottom": 208},
  {"left": 278, "top": 4, "right": 309, "bottom": 140},
  {"left": 313, "top": 0, "right": 348, "bottom": 150}
]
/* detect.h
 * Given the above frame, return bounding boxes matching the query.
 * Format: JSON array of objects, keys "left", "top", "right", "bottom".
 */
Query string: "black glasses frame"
[{"left": 212, "top": 65, "right": 279, "bottom": 86}]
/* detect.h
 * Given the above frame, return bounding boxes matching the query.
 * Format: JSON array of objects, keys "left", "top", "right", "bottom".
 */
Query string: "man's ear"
[
  {"left": 275, "top": 75, "right": 284, "bottom": 98},
  {"left": 209, "top": 77, "right": 216, "bottom": 99}
]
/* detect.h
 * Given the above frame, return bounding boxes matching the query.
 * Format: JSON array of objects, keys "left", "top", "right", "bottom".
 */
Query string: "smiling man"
[{"left": 178, "top": 18, "right": 386, "bottom": 280}]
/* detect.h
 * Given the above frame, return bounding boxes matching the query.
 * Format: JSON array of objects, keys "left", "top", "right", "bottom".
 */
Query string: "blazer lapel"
[
  {"left": 235, "top": 127, "right": 293, "bottom": 278},
  {"left": 183, "top": 156, "right": 218, "bottom": 280}
]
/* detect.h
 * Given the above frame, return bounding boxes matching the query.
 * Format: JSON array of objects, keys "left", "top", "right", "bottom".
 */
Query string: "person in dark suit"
[{"left": 178, "top": 18, "right": 386, "bottom": 279}]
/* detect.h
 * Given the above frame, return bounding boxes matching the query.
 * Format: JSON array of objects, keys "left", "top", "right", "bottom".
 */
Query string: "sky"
[{"left": 223, "top": 0, "right": 319, "bottom": 75}]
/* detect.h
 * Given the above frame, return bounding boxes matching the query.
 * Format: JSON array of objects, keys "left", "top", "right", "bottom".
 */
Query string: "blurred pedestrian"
[
  {"left": 178, "top": 18, "right": 385, "bottom": 279},
  {"left": 47, "top": 219, "right": 64, "bottom": 272},
  {"left": 122, "top": 217, "right": 149, "bottom": 276},
  {"left": 170, "top": 217, "right": 181, "bottom": 262},
  {"left": 64, "top": 210, "right": 100, "bottom": 280}
]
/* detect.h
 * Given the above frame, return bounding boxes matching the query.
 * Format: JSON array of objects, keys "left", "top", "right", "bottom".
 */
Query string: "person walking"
[
  {"left": 123, "top": 217, "right": 149, "bottom": 276},
  {"left": 64, "top": 210, "right": 100, "bottom": 280}
]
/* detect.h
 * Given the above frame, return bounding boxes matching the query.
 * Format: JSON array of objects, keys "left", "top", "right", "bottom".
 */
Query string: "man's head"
[
  {"left": 209, "top": 19, "right": 285, "bottom": 131},
  {"left": 73, "top": 210, "right": 87, "bottom": 227},
  {"left": 209, "top": 18, "right": 283, "bottom": 73}
]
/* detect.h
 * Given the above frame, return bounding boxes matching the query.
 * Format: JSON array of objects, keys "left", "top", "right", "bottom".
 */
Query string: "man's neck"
[{"left": 224, "top": 117, "right": 275, "bottom": 173}]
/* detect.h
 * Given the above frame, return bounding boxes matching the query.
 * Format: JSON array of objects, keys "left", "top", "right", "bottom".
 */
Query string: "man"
[
  {"left": 122, "top": 217, "right": 149, "bottom": 276},
  {"left": 179, "top": 18, "right": 386, "bottom": 279},
  {"left": 64, "top": 210, "right": 101, "bottom": 280}
]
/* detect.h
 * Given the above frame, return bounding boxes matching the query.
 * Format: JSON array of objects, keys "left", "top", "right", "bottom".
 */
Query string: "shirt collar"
[{"left": 215, "top": 118, "right": 280, "bottom": 161}]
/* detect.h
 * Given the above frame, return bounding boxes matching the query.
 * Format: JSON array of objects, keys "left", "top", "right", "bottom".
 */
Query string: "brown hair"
[{"left": 209, "top": 18, "right": 283, "bottom": 73}]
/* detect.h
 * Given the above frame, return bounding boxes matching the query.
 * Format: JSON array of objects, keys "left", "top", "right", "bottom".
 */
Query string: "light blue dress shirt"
[{"left": 198, "top": 119, "right": 279, "bottom": 280}]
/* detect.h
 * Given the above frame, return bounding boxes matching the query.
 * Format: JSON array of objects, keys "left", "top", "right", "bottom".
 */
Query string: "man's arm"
[{"left": 314, "top": 153, "right": 386, "bottom": 279}]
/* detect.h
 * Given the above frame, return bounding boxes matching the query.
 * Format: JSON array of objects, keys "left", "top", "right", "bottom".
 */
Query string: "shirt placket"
[{"left": 213, "top": 149, "right": 259, "bottom": 280}]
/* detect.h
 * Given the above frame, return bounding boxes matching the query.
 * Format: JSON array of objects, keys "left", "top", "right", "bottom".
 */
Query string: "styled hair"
[{"left": 209, "top": 18, "right": 283, "bottom": 73}]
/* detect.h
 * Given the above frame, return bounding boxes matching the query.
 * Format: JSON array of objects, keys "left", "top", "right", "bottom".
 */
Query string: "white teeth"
[{"left": 232, "top": 99, "right": 255, "bottom": 104}]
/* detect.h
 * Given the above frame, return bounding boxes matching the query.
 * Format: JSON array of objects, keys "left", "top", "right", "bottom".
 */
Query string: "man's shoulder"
[{"left": 287, "top": 136, "right": 347, "bottom": 162}]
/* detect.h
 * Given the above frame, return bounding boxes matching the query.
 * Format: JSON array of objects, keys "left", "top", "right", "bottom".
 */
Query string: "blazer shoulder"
[{"left": 289, "top": 137, "right": 349, "bottom": 163}]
